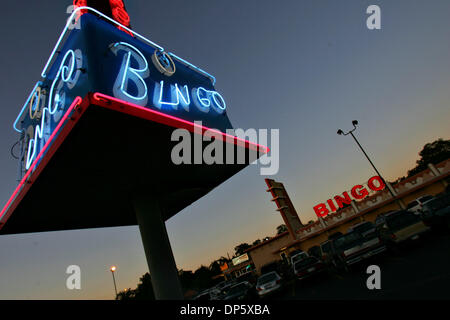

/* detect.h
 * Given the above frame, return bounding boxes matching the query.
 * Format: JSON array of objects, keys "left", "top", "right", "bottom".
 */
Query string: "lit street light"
[{"left": 110, "top": 265, "right": 118, "bottom": 298}]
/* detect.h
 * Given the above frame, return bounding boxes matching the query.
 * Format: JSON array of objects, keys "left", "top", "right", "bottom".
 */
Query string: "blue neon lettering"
[
  {"left": 211, "top": 91, "right": 226, "bottom": 114},
  {"left": 174, "top": 84, "right": 190, "bottom": 111},
  {"left": 112, "top": 42, "right": 149, "bottom": 106},
  {"left": 196, "top": 87, "right": 211, "bottom": 108},
  {"left": 154, "top": 81, "right": 192, "bottom": 111},
  {"left": 156, "top": 81, "right": 178, "bottom": 108},
  {"left": 109, "top": 42, "right": 226, "bottom": 114},
  {"left": 26, "top": 49, "right": 81, "bottom": 169},
  {"left": 48, "top": 50, "right": 76, "bottom": 115}
]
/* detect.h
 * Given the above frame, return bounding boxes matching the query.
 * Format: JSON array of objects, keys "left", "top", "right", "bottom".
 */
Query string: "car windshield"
[
  {"left": 221, "top": 285, "right": 233, "bottom": 294},
  {"left": 419, "top": 195, "right": 433, "bottom": 203},
  {"left": 407, "top": 201, "right": 419, "bottom": 209},
  {"left": 294, "top": 257, "right": 317, "bottom": 269},
  {"left": 258, "top": 273, "right": 277, "bottom": 284},
  {"left": 292, "top": 253, "right": 306, "bottom": 262},
  {"left": 361, "top": 228, "right": 378, "bottom": 240},
  {"left": 333, "top": 232, "right": 363, "bottom": 250},
  {"left": 290, "top": 250, "right": 303, "bottom": 256},
  {"left": 423, "top": 199, "right": 442, "bottom": 211},
  {"left": 386, "top": 211, "right": 421, "bottom": 231},
  {"left": 227, "top": 283, "right": 247, "bottom": 295},
  {"left": 352, "top": 222, "right": 374, "bottom": 233}
]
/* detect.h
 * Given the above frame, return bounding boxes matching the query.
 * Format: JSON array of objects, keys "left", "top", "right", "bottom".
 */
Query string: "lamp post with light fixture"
[
  {"left": 110, "top": 266, "right": 118, "bottom": 298},
  {"left": 337, "top": 120, "right": 398, "bottom": 200}
]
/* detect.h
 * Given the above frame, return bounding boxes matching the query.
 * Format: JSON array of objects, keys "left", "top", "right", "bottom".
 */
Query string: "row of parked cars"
[
  {"left": 312, "top": 192, "right": 450, "bottom": 273},
  {"left": 194, "top": 191, "right": 450, "bottom": 300},
  {"left": 193, "top": 272, "right": 285, "bottom": 300},
  {"left": 288, "top": 192, "right": 450, "bottom": 279}
]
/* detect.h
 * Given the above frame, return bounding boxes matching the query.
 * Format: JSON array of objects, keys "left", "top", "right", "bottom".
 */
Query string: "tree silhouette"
[
  {"left": 234, "top": 243, "right": 251, "bottom": 256},
  {"left": 193, "top": 265, "right": 217, "bottom": 290},
  {"left": 276, "top": 224, "right": 288, "bottom": 235},
  {"left": 407, "top": 138, "right": 450, "bottom": 177},
  {"left": 116, "top": 272, "right": 155, "bottom": 300},
  {"left": 116, "top": 288, "right": 135, "bottom": 300},
  {"left": 252, "top": 239, "right": 262, "bottom": 246},
  {"left": 209, "top": 260, "right": 222, "bottom": 276},
  {"left": 133, "top": 273, "right": 155, "bottom": 300},
  {"left": 179, "top": 269, "right": 196, "bottom": 293},
  {"left": 209, "top": 256, "right": 230, "bottom": 275}
]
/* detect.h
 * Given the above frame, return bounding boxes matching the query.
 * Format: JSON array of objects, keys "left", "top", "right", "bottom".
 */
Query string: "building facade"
[{"left": 245, "top": 159, "right": 450, "bottom": 274}]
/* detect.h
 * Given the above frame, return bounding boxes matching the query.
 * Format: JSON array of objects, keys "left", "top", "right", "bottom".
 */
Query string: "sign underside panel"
[{"left": 0, "top": 94, "right": 264, "bottom": 235}]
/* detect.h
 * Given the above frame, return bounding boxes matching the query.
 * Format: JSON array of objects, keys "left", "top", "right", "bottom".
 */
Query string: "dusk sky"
[{"left": 0, "top": 0, "right": 449, "bottom": 299}]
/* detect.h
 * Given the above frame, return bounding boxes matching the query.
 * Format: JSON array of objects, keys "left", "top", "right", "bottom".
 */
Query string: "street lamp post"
[
  {"left": 110, "top": 266, "right": 118, "bottom": 298},
  {"left": 337, "top": 120, "right": 398, "bottom": 200}
]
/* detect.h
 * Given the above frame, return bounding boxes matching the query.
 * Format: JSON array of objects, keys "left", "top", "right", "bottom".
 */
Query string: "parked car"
[
  {"left": 216, "top": 282, "right": 236, "bottom": 299},
  {"left": 213, "top": 281, "right": 230, "bottom": 292},
  {"left": 376, "top": 210, "right": 431, "bottom": 245},
  {"left": 347, "top": 221, "right": 378, "bottom": 238},
  {"left": 290, "top": 251, "right": 308, "bottom": 265},
  {"left": 209, "top": 280, "right": 234, "bottom": 299},
  {"left": 374, "top": 211, "right": 396, "bottom": 227},
  {"left": 289, "top": 249, "right": 303, "bottom": 257},
  {"left": 260, "top": 261, "right": 279, "bottom": 275},
  {"left": 406, "top": 195, "right": 434, "bottom": 214},
  {"left": 420, "top": 193, "right": 450, "bottom": 230},
  {"left": 255, "top": 271, "right": 283, "bottom": 298},
  {"left": 207, "top": 286, "right": 222, "bottom": 299},
  {"left": 307, "top": 245, "right": 322, "bottom": 259},
  {"left": 328, "top": 231, "right": 343, "bottom": 240},
  {"left": 193, "top": 290, "right": 214, "bottom": 300},
  {"left": 235, "top": 271, "right": 257, "bottom": 285},
  {"left": 293, "top": 256, "right": 327, "bottom": 280},
  {"left": 223, "top": 281, "right": 257, "bottom": 300},
  {"left": 331, "top": 230, "right": 386, "bottom": 272},
  {"left": 319, "top": 239, "right": 334, "bottom": 265}
]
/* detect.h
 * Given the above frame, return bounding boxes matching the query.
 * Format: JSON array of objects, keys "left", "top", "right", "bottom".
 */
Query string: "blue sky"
[{"left": 0, "top": 0, "right": 449, "bottom": 299}]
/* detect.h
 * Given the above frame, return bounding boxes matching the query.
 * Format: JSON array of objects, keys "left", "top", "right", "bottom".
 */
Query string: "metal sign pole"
[{"left": 133, "top": 193, "right": 184, "bottom": 300}]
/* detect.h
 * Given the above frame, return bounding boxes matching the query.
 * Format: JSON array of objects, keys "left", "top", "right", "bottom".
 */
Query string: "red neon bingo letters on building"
[{"left": 313, "top": 176, "right": 385, "bottom": 218}]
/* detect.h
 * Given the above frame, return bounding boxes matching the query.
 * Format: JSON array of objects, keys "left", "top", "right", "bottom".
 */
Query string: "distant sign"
[
  {"left": 219, "top": 263, "right": 229, "bottom": 271},
  {"left": 232, "top": 253, "right": 249, "bottom": 266}
]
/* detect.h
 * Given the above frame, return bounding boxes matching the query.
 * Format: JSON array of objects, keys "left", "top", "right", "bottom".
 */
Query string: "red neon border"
[
  {"left": 0, "top": 97, "right": 83, "bottom": 228},
  {"left": 0, "top": 93, "right": 270, "bottom": 230},
  {"left": 92, "top": 93, "right": 270, "bottom": 154}
]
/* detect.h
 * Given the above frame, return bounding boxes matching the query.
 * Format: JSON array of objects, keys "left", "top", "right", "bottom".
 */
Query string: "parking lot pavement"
[{"left": 277, "top": 231, "right": 450, "bottom": 300}]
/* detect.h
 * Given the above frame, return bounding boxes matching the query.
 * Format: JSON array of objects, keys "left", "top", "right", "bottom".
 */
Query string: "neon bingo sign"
[
  {"left": 13, "top": 6, "right": 230, "bottom": 178},
  {"left": 110, "top": 42, "right": 226, "bottom": 113},
  {"left": 313, "top": 176, "right": 386, "bottom": 218}
]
